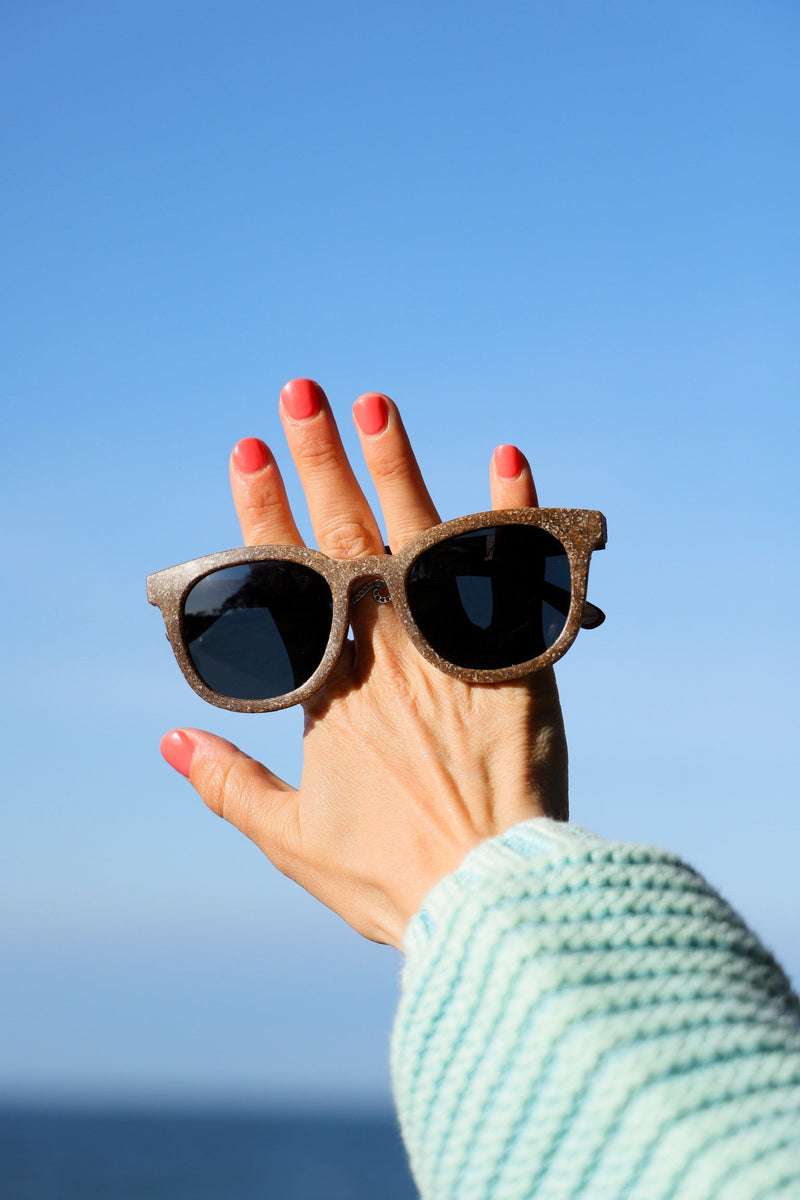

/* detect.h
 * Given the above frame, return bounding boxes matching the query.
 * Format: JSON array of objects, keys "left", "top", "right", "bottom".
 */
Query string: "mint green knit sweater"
[{"left": 391, "top": 820, "right": 800, "bottom": 1198}]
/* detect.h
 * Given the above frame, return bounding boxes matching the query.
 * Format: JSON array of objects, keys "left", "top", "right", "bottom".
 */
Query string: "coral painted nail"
[
  {"left": 232, "top": 437, "right": 269, "bottom": 474},
  {"left": 353, "top": 393, "right": 389, "bottom": 436},
  {"left": 160, "top": 730, "right": 195, "bottom": 778},
  {"left": 281, "top": 378, "right": 323, "bottom": 420},
  {"left": 494, "top": 444, "right": 523, "bottom": 480}
]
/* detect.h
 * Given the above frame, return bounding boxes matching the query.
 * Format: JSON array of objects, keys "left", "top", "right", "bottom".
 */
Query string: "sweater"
[{"left": 391, "top": 819, "right": 800, "bottom": 1199}]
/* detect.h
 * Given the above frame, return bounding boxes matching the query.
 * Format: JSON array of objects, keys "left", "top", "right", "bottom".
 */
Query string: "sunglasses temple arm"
[
  {"left": 544, "top": 583, "right": 605, "bottom": 630},
  {"left": 580, "top": 599, "right": 606, "bottom": 629}
]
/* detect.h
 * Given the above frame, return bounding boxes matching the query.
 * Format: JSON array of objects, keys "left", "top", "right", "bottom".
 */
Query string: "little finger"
[{"left": 490, "top": 444, "right": 539, "bottom": 510}]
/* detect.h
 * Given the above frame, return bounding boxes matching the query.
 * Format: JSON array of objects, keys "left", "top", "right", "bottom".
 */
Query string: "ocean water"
[{"left": 0, "top": 1108, "right": 419, "bottom": 1200}]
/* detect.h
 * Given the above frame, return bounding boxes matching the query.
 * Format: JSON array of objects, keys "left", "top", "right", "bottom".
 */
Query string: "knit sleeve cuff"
[{"left": 403, "top": 817, "right": 604, "bottom": 958}]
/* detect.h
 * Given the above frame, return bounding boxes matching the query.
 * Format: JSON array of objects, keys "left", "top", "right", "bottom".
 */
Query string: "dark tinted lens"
[
  {"left": 183, "top": 561, "right": 333, "bottom": 701},
  {"left": 406, "top": 526, "right": 571, "bottom": 670}
]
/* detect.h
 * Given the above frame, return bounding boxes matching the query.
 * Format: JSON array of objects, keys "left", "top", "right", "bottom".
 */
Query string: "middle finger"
[
  {"left": 280, "top": 378, "right": 384, "bottom": 559},
  {"left": 352, "top": 392, "right": 440, "bottom": 550}
]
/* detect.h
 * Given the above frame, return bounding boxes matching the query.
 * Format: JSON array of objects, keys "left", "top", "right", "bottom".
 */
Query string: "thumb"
[{"left": 160, "top": 728, "right": 298, "bottom": 871}]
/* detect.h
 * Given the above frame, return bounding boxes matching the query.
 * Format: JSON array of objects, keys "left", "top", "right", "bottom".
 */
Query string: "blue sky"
[{"left": 1, "top": 1, "right": 798, "bottom": 1107}]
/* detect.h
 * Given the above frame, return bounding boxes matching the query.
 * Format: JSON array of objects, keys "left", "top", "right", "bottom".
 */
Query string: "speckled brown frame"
[{"left": 146, "top": 507, "right": 607, "bottom": 713}]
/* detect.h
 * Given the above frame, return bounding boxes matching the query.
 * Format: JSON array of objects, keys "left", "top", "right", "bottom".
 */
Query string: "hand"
[{"left": 160, "top": 380, "right": 568, "bottom": 948}]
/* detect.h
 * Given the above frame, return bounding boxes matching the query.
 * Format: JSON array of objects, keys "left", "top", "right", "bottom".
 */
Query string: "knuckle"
[
  {"left": 242, "top": 489, "right": 284, "bottom": 520},
  {"left": 368, "top": 452, "right": 415, "bottom": 487},
  {"left": 369, "top": 637, "right": 423, "bottom": 707},
  {"left": 295, "top": 438, "right": 341, "bottom": 473},
  {"left": 319, "top": 518, "right": 376, "bottom": 560},
  {"left": 269, "top": 808, "right": 299, "bottom": 876},
  {"left": 205, "top": 755, "right": 254, "bottom": 830},
  {"left": 241, "top": 496, "right": 294, "bottom": 544}
]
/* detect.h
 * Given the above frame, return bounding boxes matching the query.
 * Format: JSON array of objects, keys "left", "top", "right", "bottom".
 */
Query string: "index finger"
[{"left": 229, "top": 437, "right": 304, "bottom": 547}]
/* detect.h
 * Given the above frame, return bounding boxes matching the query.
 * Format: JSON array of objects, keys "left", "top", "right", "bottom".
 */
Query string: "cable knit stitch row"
[{"left": 391, "top": 819, "right": 800, "bottom": 1199}]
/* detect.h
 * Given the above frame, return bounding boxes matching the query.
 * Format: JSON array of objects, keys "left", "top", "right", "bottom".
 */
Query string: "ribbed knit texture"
[{"left": 391, "top": 819, "right": 800, "bottom": 1199}]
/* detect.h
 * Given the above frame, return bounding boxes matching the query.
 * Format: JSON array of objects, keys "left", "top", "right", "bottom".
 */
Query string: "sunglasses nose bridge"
[{"left": 345, "top": 553, "right": 397, "bottom": 609}]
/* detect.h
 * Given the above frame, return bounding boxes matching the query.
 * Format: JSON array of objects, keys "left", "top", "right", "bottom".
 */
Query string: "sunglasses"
[{"left": 146, "top": 508, "right": 607, "bottom": 713}]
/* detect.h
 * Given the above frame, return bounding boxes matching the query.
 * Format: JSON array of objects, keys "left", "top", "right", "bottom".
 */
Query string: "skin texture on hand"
[{"left": 161, "top": 380, "right": 568, "bottom": 948}]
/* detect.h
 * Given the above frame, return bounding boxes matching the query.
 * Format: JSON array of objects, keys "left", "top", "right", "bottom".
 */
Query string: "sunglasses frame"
[{"left": 147, "top": 507, "right": 607, "bottom": 713}]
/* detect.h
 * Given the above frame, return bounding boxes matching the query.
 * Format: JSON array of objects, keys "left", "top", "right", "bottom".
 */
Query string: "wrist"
[{"left": 402, "top": 817, "right": 604, "bottom": 956}]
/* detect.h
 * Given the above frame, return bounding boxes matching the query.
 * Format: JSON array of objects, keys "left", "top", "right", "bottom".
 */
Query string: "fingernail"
[
  {"left": 353, "top": 393, "right": 389, "bottom": 436},
  {"left": 494, "top": 444, "right": 523, "bottom": 480},
  {"left": 160, "top": 730, "right": 195, "bottom": 778},
  {"left": 281, "top": 378, "right": 323, "bottom": 421},
  {"left": 232, "top": 437, "right": 269, "bottom": 474}
]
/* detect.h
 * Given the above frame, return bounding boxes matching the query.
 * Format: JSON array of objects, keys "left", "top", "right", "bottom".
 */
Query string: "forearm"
[{"left": 392, "top": 819, "right": 800, "bottom": 1199}]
